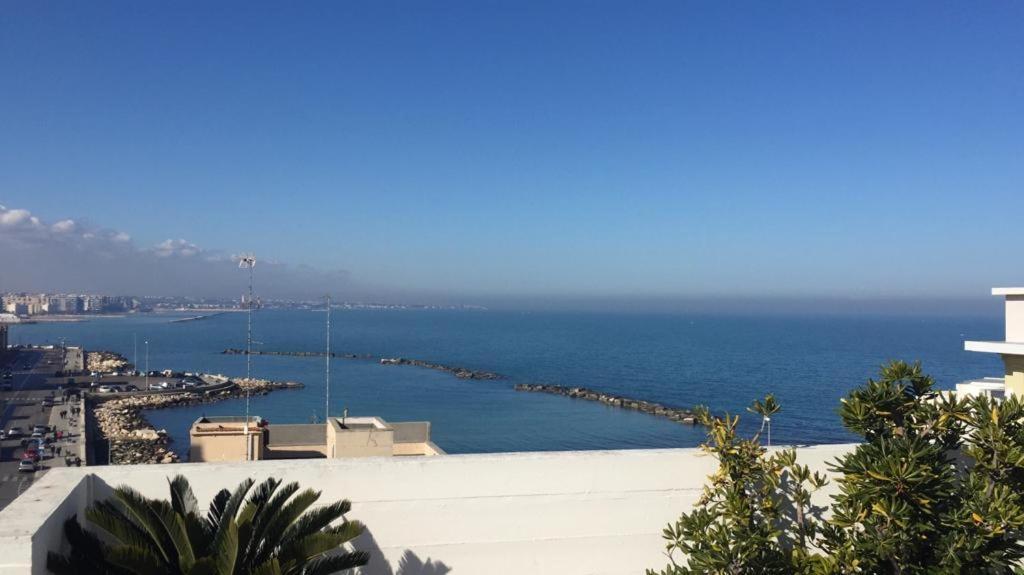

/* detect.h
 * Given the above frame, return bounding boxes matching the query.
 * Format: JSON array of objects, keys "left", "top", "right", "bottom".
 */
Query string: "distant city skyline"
[{"left": 2, "top": 2, "right": 1022, "bottom": 311}]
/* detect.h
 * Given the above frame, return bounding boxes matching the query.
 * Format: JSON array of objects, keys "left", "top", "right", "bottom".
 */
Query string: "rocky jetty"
[
  {"left": 221, "top": 348, "right": 502, "bottom": 380},
  {"left": 91, "top": 375, "right": 303, "bottom": 465},
  {"left": 87, "top": 350, "right": 131, "bottom": 373},
  {"left": 379, "top": 357, "right": 502, "bottom": 380},
  {"left": 514, "top": 384, "right": 698, "bottom": 425},
  {"left": 223, "top": 348, "right": 376, "bottom": 360}
]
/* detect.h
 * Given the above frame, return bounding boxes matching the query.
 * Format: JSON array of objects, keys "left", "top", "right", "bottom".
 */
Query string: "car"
[
  {"left": 32, "top": 425, "right": 48, "bottom": 434},
  {"left": 0, "top": 430, "right": 5, "bottom": 440},
  {"left": 24, "top": 449, "right": 40, "bottom": 462},
  {"left": 6, "top": 427, "right": 23, "bottom": 439},
  {"left": 96, "top": 385, "right": 115, "bottom": 393},
  {"left": 125, "top": 384, "right": 139, "bottom": 392},
  {"left": 18, "top": 459, "right": 37, "bottom": 473},
  {"left": 41, "top": 398, "right": 54, "bottom": 408},
  {"left": 2, "top": 372, "right": 12, "bottom": 379}
]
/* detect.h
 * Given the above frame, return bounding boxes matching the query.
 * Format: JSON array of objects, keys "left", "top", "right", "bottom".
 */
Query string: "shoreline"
[{"left": 89, "top": 374, "right": 304, "bottom": 465}]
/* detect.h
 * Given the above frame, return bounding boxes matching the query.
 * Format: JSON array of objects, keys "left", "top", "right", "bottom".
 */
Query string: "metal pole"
[
  {"left": 325, "top": 294, "right": 331, "bottom": 422},
  {"left": 246, "top": 264, "right": 253, "bottom": 380},
  {"left": 133, "top": 334, "right": 137, "bottom": 374},
  {"left": 144, "top": 340, "right": 149, "bottom": 389}
]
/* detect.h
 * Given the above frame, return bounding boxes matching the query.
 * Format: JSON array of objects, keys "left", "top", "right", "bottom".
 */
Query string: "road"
[{"left": 0, "top": 348, "right": 70, "bottom": 511}]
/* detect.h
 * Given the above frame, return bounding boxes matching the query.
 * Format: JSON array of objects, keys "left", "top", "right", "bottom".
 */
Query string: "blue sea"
[{"left": 8, "top": 310, "right": 1003, "bottom": 458}]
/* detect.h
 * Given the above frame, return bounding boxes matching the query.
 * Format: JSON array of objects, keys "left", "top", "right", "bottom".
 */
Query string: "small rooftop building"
[
  {"left": 960, "top": 288, "right": 1024, "bottom": 398},
  {"left": 189, "top": 415, "right": 443, "bottom": 462}
]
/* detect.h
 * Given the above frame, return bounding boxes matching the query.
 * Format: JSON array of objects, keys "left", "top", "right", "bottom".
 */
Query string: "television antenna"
[{"left": 238, "top": 253, "right": 256, "bottom": 461}]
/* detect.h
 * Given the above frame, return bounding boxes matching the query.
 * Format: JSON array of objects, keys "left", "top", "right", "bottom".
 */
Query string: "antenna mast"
[
  {"left": 325, "top": 294, "right": 331, "bottom": 422},
  {"left": 238, "top": 254, "right": 257, "bottom": 461}
]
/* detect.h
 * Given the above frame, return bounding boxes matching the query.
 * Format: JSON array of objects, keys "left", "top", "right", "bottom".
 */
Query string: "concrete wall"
[
  {"left": 0, "top": 444, "right": 855, "bottom": 575},
  {"left": 1008, "top": 295, "right": 1024, "bottom": 343},
  {"left": 264, "top": 443, "right": 327, "bottom": 459},
  {"left": 190, "top": 429, "right": 263, "bottom": 462},
  {"left": 1005, "top": 354, "right": 1024, "bottom": 397}
]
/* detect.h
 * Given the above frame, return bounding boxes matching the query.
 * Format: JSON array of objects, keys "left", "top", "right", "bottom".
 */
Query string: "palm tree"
[
  {"left": 747, "top": 394, "right": 781, "bottom": 447},
  {"left": 47, "top": 475, "right": 369, "bottom": 575}
]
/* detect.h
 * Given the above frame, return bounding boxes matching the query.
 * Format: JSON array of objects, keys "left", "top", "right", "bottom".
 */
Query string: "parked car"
[
  {"left": 0, "top": 430, "right": 5, "bottom": 440},
  {"left": 125, "top": 384, "right": 139, "bottom": 392},
  {"left": 32, "top": 425, "right": 48, "bottom": 434},
  {"left": 24, "top": 448, "right": 40, "bottom": 462},
  {"left": 18, "top": 459, "right": 37, "bottom": 473},
  {"left": 96, "top": 385, "right": 115, "bottom": 393},
  {"left": 6, "top": 427, "right": 23, "bottom": 439},
  {"left": 41, "top": 398, "right": 54, "bottom": 408}
]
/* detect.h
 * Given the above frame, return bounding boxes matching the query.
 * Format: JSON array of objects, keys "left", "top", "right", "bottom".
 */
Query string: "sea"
[{"left": 8, "top": 309, "right": 1004, "bottom": 459}]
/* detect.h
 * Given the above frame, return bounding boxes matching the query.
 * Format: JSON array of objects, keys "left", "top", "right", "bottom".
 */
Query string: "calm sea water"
[{"left": 9, "top": 310, "right": 1003, "bottom": 457}]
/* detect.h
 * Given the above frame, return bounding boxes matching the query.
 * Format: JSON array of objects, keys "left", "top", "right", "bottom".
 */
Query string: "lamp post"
[{"left": 144, "top": 340, "right": 150, "bottom": 389}]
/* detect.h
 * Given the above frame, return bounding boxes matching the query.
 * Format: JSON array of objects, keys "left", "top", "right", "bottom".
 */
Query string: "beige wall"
[
  {"left": 1005, "top": 354, "right": 1024, "bottom": 397},
  {"left": 327, "top": 418, "right": 394, "bottom": 458},
  {"left": 0, "top": 445, "right": 855, "bottom": 575},
  {"left": 1007, "top": 295, "right": 1024, "bottom": 342},
  {"left": 190, "top": 429, "right": 263, "bottom": 462}
]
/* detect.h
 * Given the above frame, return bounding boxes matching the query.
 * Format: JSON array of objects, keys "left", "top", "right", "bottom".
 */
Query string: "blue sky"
[{"left": 1, "top": 2, "right": 1022, "bottom": 307}]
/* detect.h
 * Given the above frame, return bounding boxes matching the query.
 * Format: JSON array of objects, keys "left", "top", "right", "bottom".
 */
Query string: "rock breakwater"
[
  {"left": 221, "top": 348, "right": 502, "bottom": 380},
  {"left": 514, "top": 384, "right": 698, "bottom": 425},
  {"left": 379, "top": 357, "right": 502, "bottom": 380},
  {"left": 87, "top": 350, "right": 131, "bottom": 373}
]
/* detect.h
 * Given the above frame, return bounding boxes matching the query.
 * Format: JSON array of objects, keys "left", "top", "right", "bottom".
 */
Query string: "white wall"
[{"left": 0, "top": 445, "right": 854, "bottom": 575}]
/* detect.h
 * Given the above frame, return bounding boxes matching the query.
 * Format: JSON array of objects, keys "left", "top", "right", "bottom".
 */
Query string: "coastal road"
[{"left": 0, "top": 348, "right": 65, "bottom": 511}]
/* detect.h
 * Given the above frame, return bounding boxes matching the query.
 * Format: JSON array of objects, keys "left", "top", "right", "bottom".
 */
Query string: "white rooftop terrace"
[{"left": 0, "top": 444, "right": 855, "bottom": 575}]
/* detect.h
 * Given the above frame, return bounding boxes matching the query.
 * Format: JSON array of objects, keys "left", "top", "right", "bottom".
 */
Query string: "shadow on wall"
[{"left": 357, "top": 529, "right": 451, "bottom": 575}]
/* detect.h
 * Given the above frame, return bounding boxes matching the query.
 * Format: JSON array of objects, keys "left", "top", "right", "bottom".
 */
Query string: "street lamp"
[{"left": 144, "top": 340, "right": 150, "bottom": 389}]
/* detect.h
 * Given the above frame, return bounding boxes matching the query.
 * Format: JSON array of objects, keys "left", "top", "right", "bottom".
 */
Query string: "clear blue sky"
[{"left": 2, "top": 2, "right": 1022, "bottom": 307}]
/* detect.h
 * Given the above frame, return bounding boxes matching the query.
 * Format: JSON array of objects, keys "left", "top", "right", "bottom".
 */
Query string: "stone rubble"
[{"left": 86, "top": 350, "right": 131, "bottom": 373}]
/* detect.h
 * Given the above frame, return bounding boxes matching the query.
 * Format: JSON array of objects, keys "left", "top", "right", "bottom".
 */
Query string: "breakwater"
[
  {"left": 170, "top": 312, "right": 227, "bottom": 323},
  {"left": 221, "top": 348, "right": 503, "bottom": 380},
  {"left": 514, "top": 384, "right": 699, "bottom": 425},
  {"left": 90, "top": 375, "right": 303, "bottom": 465}
]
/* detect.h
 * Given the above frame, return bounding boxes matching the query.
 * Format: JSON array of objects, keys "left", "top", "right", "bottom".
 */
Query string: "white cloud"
[
  {"left": 153, "top": 238, "right": 202, "bottom": 258},
  {"left": 51, "top": 219, "right": 77, "bottom": 233},
  {"left": 0, "top": 203, "right": 351, "bottom": 298}
]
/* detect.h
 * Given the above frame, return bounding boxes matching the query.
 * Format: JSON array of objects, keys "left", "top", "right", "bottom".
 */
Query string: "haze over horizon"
[{"left": 2, "top": 2, "right": 1022, "bottom": 312}]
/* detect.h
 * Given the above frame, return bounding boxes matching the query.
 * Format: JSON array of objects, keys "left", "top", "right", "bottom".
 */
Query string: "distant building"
[
  {"left": 189, "top": 415, "right": 444, "bottom": 462},
  {"left": 47, "top": 295, "right": 82, "bottom": 314},
  {"left": 0, "top": 324, "right": 7, "bottom": 354},
  {"left": 957, "top": 287, "right": 1024, "bottom": 399}
]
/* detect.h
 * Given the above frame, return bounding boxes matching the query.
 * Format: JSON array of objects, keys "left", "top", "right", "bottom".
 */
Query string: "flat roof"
[
  {"left": 993, "top": 288, "right": 1024, "bottom": 296},
  {"left": 965, "top": 341, "right": 1024, "bottom": 355}
]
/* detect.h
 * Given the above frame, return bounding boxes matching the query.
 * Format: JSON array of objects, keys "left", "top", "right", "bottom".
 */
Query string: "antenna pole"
[
  {"left": 325, "top": 294, "right": 331, "bottom": 422},
  {"left": 238, "top": 254, "right": 257, "bottom": 461}
]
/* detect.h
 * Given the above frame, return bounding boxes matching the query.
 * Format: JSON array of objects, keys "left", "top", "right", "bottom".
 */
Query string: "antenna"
[
  {"left": 238, "top": 254, "right": 257, "bottom": 380},
  {"left": 238, "top": 253, "right": 256, "bottom": 461},
  {"left": 325, "top": 294, "right": 331, "bottom": 423}
]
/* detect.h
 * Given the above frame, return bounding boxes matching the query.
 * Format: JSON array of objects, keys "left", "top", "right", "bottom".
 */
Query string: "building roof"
[{"left": 993, "top": 288, "right": 1024, "bottom": 296}]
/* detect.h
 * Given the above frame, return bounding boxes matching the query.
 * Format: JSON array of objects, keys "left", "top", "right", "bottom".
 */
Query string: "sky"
[{"left": 1, "top": 2, "right": 1022, "bottom": 310}]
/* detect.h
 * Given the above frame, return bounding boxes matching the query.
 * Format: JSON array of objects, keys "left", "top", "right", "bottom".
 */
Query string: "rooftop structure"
[
  {"left": 0, "top": 444, "right": 856, "bottom": 574},
  {"left": 189, "top": 415, "right": 443, "bottom": 462},
  {"left": 959, "top": 288, "right": 1024, "bottom": 398}
]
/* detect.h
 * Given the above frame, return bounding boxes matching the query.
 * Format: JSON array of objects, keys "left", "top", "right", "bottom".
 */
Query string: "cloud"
[
  {"left": 153, "top": 238, "right": 201, "bottom": 258},
  {"left": 0, "top": 204, "right": 351, "bottom": 299}
]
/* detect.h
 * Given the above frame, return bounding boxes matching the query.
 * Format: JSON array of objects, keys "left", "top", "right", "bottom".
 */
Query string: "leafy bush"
[{"left": 650, "top": 360, "right": 1024, "bottom": 574}]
